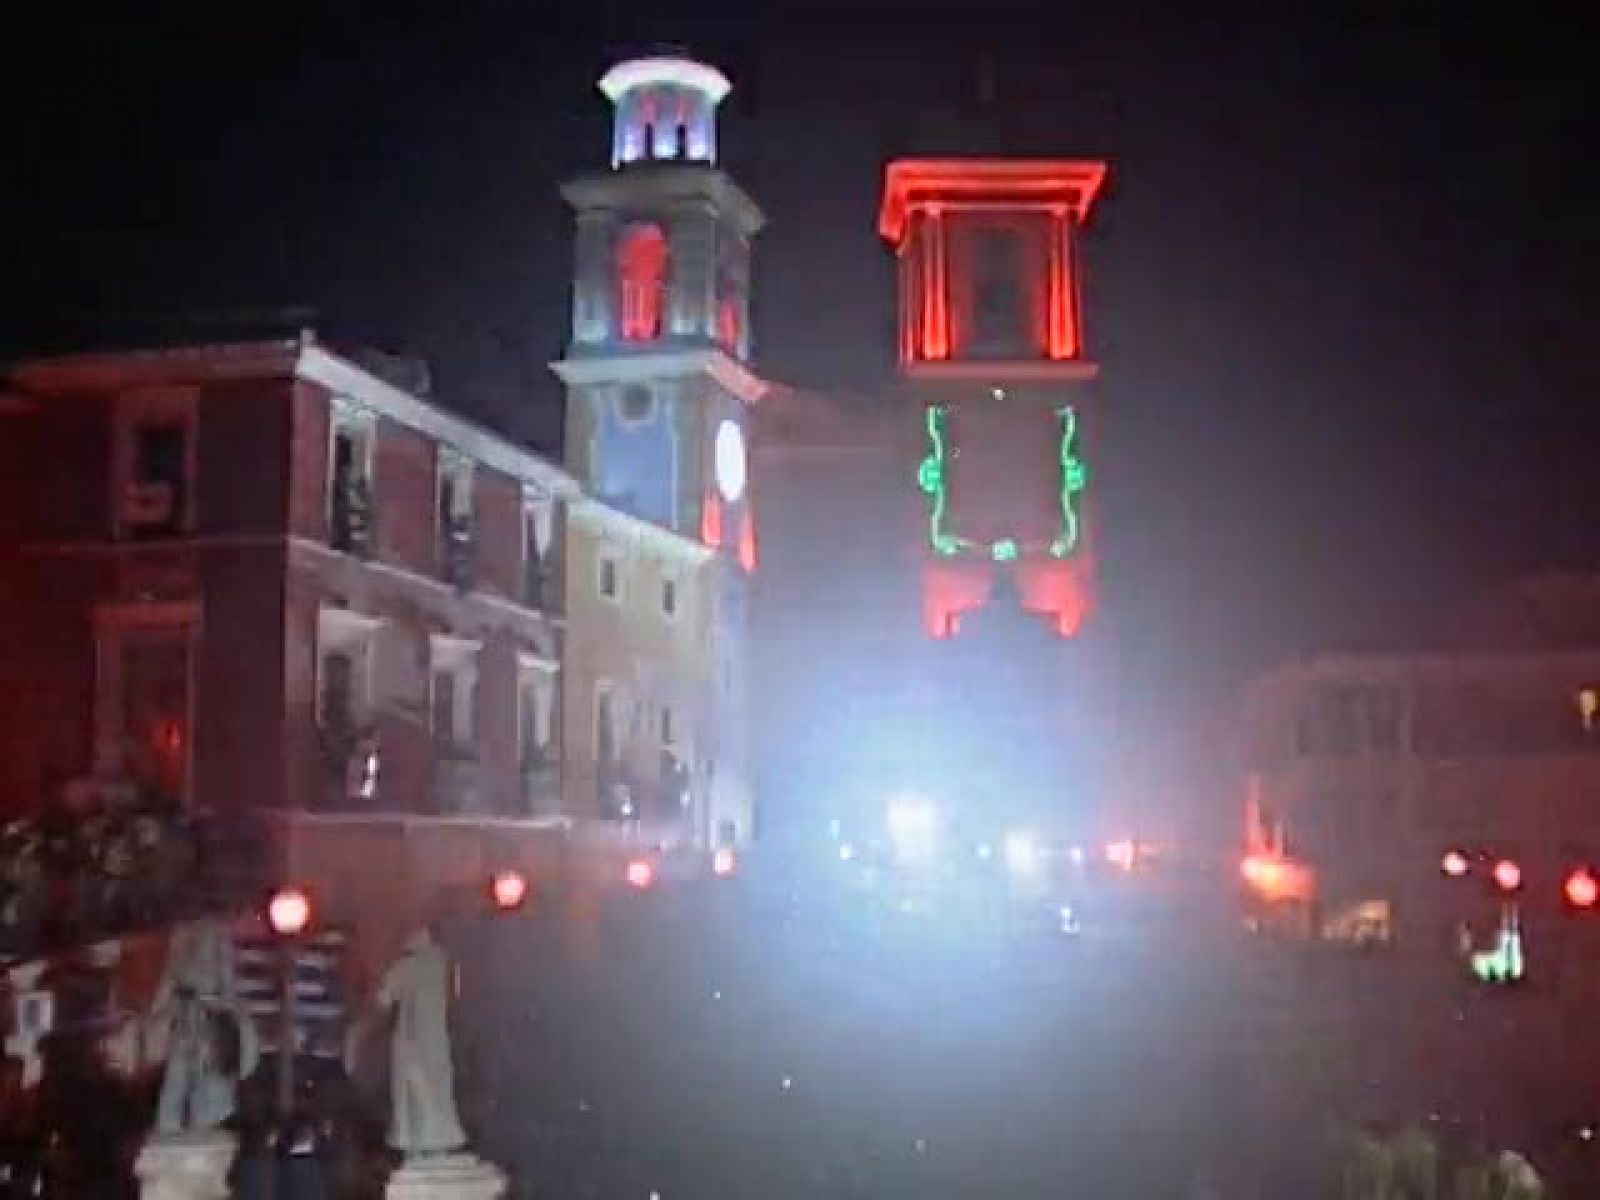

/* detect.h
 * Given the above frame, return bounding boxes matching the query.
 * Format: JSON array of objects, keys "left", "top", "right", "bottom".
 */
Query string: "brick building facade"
[{"left": 0, "top": 337, "right": 571, "bottom": 830}]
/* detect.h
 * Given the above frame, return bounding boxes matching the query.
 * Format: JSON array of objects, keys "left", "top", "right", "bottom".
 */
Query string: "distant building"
[{"left": 1240, "top": 578, "right": 1600, "bottom": 945}]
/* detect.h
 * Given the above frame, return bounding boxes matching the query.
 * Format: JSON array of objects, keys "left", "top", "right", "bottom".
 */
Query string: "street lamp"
[
  {"left": 1565, "top": 868, "right": 1598, "bottom": 911},
  {"left": 266, "top": 886, "right": 312, "bottom": 1123},
  {"left": 1441, "top": 849, "right": 1470, "bottom": 878},
  {"left": 1492, "top": 859, "right": 1522, "bottom": 894},
  {"left": 490, "top": 869, "right": 530, "bottom": 912}
]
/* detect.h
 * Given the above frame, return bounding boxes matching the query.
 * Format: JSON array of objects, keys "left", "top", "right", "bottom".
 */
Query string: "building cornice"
[
  {"left": 6, "top": 337, "right": 582, "bottom": 499},
  {"left": 294, "top": 344, "right": 580, "bottom": 497},
  {"left": 560, "top": 164, "right": 764, "bottom": 237},
  {"left": 550, "top": 347, "right": 769, "bottom": 406},
  {"left": 9, "top": 340, "right": 303, "bottom": 391},
  {"left": 899, "top": 359, "right": 1100, "bottom": 384},
  {"left": 568, "top": 498, "right": 715, "bottom": 565}
]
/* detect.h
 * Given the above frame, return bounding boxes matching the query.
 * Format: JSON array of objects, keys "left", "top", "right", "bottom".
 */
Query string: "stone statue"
[
  {"left": 374, "top": 927, "right": 467, "bottom": 1157},
  {"left": 149, "top": 917, "right": 259, "bottom": 1134}
]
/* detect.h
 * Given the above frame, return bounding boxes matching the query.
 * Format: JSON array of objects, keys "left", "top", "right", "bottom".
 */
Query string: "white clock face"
[{"left": 714, "top": 418, "right": 747, "bottom": 503}]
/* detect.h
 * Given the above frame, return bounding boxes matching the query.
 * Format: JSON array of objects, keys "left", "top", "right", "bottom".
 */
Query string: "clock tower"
[{"left": 554, "top": 53, "right": 764, "bottom": 849}]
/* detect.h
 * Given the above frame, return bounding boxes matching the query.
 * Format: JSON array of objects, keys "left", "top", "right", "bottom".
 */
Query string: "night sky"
[{"left": 3, "top": 10, "right": 1594, "bottom": 772}]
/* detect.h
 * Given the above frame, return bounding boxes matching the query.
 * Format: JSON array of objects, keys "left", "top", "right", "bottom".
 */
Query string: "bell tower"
[
  {"left": 554, "top": 52, "right": 764, "bottom": 850},
  {"left": 879, "top": 158, "right": 1108, "bottom": 638},
  {"left": 557, "top": 54, "right": 763, "bottom": 538}
]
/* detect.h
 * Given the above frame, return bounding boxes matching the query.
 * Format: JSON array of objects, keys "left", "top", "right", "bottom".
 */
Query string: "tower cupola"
[{"left": 600, "top": 54, "right": 731, "bottom": 168}]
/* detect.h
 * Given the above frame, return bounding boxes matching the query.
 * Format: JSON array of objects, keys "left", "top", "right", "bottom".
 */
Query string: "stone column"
[
  {"left": 386, "top": 1153, "right": 508, "bottom": 1200},
  {"left": 133, "top": 1131, "right": 237, "bottom": 1200}
]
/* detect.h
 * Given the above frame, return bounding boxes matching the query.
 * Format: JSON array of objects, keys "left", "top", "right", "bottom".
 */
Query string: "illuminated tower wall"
[
  {"left": 554, "top": 54, "right": 765, "bottom": 847},
  {"left": 878, "top": 159, "right": 1107, "bottom": 639}
]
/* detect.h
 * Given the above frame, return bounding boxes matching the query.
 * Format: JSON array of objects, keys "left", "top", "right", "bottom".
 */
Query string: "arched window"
[{"left": 617, "top": 223, "right": 668, "bottom": 341}]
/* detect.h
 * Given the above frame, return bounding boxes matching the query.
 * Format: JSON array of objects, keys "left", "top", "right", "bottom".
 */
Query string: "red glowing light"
[
  {"left": 617, "top": 223, "right": 667, "bottom": 341},
  {"left": 879, "top": 159, "right": 1107, "bottom": 366},
  {"left": 701, "top": 492, "right": 724, "bottom": 549},
  {"left": 1493, "top": 859, "right": 1522, "bottom": 893},
  {"left": 712, "top": 847, "right": 737, "bottom": 878},
  {"left": 267, "top": 887, "right": 312, "bottom": 937},
  {"left": 490, "top": 869, "right": 529, "bottom": 911},
  {"left": 1441, "top": 850, "right": 1470, "bottom": 877},
  {"left": 1567, "top": 868, "right": 1599, "bottom": 910},
  {"left": 626, "top": 859, "right": 656, "bottom": 890},
  {"left": 737, "top": 506, "right": 758, "bottom": 574}
]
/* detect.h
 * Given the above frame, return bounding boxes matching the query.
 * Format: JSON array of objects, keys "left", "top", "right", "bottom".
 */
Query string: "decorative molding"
[
  {"left": 294, "top": 344, "right": 580, "bottom": 497},
  {"left": 569, "top": 498, "right": 715, "bottom": 566},
  {"left": 551, "top": 346, "right": 769, "bottom": 407}
]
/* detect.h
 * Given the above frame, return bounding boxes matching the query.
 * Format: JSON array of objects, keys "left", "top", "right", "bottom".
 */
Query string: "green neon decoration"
[
  {"left": 915, "top": 401, "right": 1088, "bottom": 560},
  {"left": 1470, "top": 907, "right": 1525, "bottom": 984}
]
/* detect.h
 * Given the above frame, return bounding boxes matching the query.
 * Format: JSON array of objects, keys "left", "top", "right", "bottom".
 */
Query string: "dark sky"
[{"left": 3, "top": 9, "right": 1595, "bottom": 736}]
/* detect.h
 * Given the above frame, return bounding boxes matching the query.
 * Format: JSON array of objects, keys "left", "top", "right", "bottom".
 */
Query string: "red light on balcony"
[
  {"left": 1566, "top": 868, "right": 1599, "bottom": 910},
  {"left": 1441, "top": 850, "right": 1470, "bottom": 878},
  {"left": 490, "top": 869, "right": 529, "bottom": 911},
  {"left": 1492, "top": 859, "right": 1523, "bottom": 893},
  {"left": 626, "top": 859, "right": 656, "bottom": 890},
  {"left": 712, "top": 846, "right": 737, "bottom": 878},
  {"left": 267, "top": 887, "right": 312, "bottom": 937}
]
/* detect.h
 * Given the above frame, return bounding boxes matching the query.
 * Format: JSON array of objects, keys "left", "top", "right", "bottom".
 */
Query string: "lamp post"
[{"left": 266, "top": 886, "right": 312, "bottom": 1122}]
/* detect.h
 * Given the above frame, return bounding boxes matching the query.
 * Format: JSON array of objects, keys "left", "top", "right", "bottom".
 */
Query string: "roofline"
[
  {"left": 6, "top": 336, "right": 581, "bottom": 498},
  {"left": 877, "top": 158, "right": 1109, "bottom": 244},
  {"left": 550, "top": 347, "right": 769, "bottom": 406}
]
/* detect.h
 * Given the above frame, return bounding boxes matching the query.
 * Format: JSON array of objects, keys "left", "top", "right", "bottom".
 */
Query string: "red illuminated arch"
[{"left": 617, "top": 223, "right": 668, "bottom": 341}]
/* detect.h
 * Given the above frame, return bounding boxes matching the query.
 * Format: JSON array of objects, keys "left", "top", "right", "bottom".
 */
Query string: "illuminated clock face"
[{"left": 714, "top": 419, "right": 746, "bottom": 503}]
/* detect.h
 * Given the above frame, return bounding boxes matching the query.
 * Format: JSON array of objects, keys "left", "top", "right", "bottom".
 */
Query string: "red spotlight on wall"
[
  {"left": 1441, "top": 850, "right": 1470, "bottom": 877},
  {"left": 1566, "top": 868, "right": 1599, "bottom": 911},
  {"left": 1492, "top": 859, "right": 1523, "bottom": 894},
  {"left": 490, "top": 869, "right": 529, "bottom": 912},
  {"left": 626, "top": 859, "right": 656, "bottom": 890},
  {"left": 267, "top": 886, "right": 312, "bottom": 937}
]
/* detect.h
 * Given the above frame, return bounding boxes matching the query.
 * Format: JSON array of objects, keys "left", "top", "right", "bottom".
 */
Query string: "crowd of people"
[{"left": 0, "top": 781, "right": 207, "bottom": 962}]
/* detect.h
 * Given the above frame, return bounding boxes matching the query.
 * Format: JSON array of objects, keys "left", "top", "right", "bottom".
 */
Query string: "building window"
[
  {"left": 114, "top": 389, "right": 196, "bottom": 538},
  {"left": 617, "top": 223, "right": 668, "bottom": 341},
  {"left": 315, "top": 608, "right": 381, "bottom": 730},
  {"left": 596, "top": 682, "right": 620, "bottom": 764},
  {"left": 437, "top": 451, "right": 475, "bottom": 586},
  {"left": 661, "top": 577, "right": 678, "bottom": 618},
  {"left": 328, "top": 403, "right": 376, "bottom": 555},
  {"left": 659, "top": 704, "right": 675, "bottom": 747},
  {"left": 599, "top": 555, "right": 620, "bottom": 600},
  {"left": 95, "top": 603, "right": 197, "bottom": 805},
  {"left": 428, "top": 635, "right": 479, "bottom": 754},
  {"left": 522, "top": 486, "right": 557, "bottom": 610},
  {"left": 617, "top": 384, "right": 655, "bottom": 423},
  {"left": 315, "top": 607, "right": 382, "bottom": 807}
]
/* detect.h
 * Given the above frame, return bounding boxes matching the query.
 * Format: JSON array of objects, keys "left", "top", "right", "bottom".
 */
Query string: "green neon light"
[
  {"left": 1470, "top": 909, "right": 1525, "bottom": 984},
  {"left": 916, "top": 401, "right": 1088, "bottom": 560}
]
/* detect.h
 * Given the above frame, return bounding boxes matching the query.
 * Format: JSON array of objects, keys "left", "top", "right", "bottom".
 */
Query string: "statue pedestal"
[
  {"left": 134, "top": 1131, "right": 238, "bottom": 1200},
  {"left": 386, "top": 1153, "right": 508, "bottom": 1200}
]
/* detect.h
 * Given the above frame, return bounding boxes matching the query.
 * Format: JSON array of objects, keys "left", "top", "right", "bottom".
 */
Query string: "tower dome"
[{"left": 599, "top": 53, "right": 731, "bottom": 168}]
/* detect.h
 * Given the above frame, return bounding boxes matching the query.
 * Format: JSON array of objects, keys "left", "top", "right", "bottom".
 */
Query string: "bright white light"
[
  {"left": 838, "top": 843, "right": 856, "bottom": 862},
  {"left": 1003, "top": 830, "right": 1041, "bottom": 877},
  {"left": 975, "top": 842, "right": 994, "bottom": 860},
  {"left": 1068, "top": 844, "right": 1086, "bottom": 867},
  {"left": 714, "top": 419, "right": 747, "bottom": 503},
  {"left": 886, "top": 795, "right": 939, "bottom": 862},
  {"left": 1059, "top": 905, "right": 1081, "bottom": 936}
]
